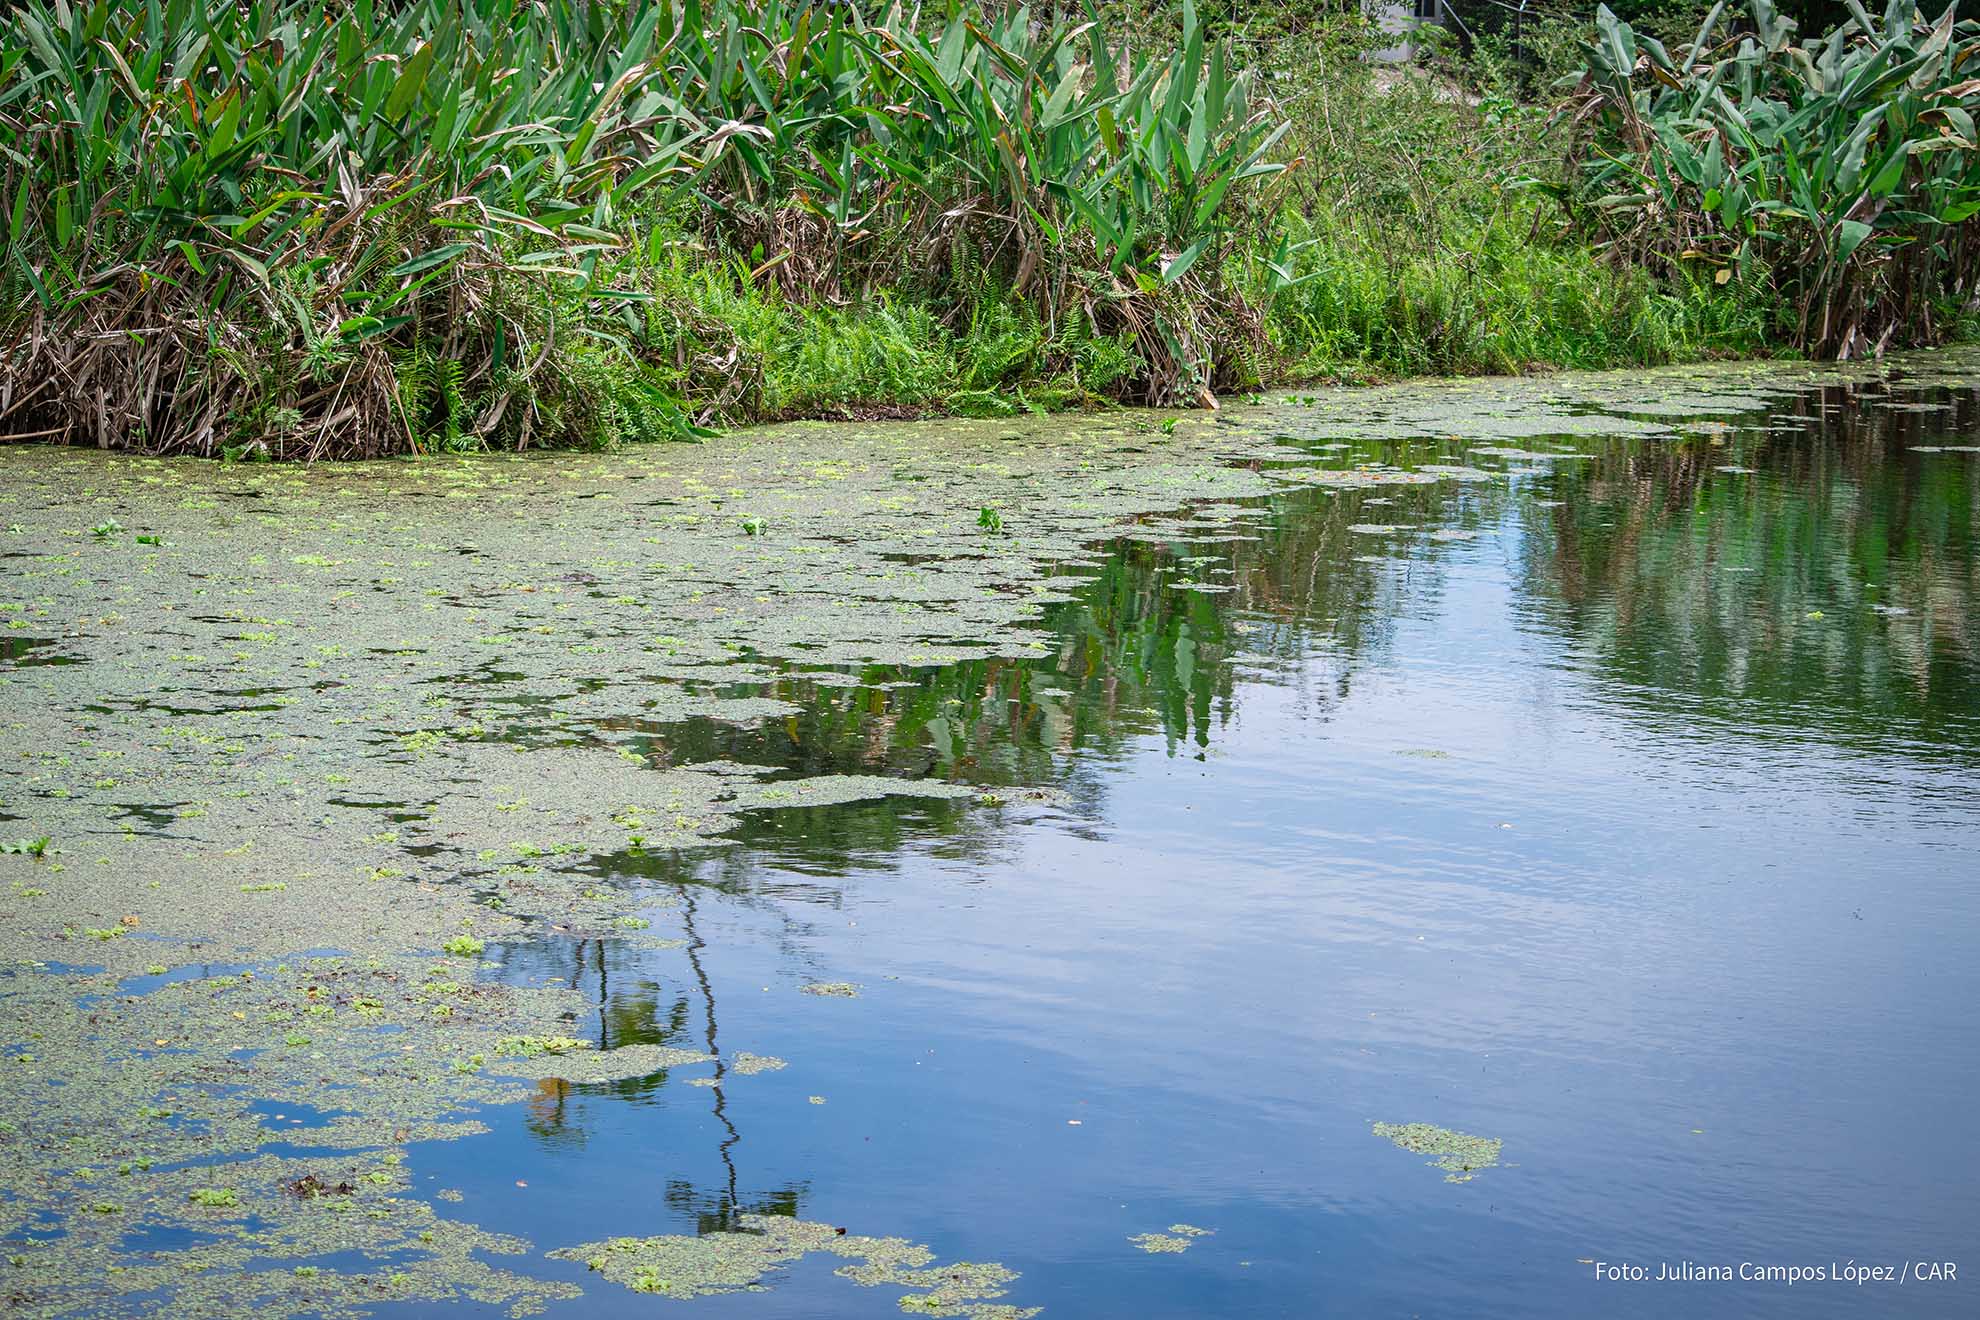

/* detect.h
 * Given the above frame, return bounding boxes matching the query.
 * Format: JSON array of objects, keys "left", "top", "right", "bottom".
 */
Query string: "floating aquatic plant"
[{"left": 1371, "top": 1121, "right": 1504, "bottom": 1183}]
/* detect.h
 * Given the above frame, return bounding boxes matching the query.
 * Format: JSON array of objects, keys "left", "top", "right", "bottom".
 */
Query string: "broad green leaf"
[{"left": 385, "top": 242, "right": 471, "bottom": 279}]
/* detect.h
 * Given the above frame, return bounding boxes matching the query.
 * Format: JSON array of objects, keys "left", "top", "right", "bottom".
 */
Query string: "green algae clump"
[
  {"left": 551, "top": 1214, "right": 1037, "bottom": 1318},
  {"left": 486, "top": 1043, "right": 714, "bottom": 1084},
  {"left": 1130, "top": 1225, "right": 1211, "bottom": 1253},
  {"left": 1130, "top": 1233, "right": 1191, "bottom": 1253},
  {"left": 1372, "top": 1121, "right": 1504, "bottom": 1183}
]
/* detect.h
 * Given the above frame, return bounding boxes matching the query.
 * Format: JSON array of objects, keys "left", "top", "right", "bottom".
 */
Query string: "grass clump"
[{"left": 1249, "top": 7, "right": 1778, "bottom": 380}]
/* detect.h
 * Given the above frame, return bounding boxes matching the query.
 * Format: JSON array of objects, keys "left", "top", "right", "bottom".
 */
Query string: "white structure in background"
[{"left": 1367, "top": 0, "right": 1450, "bottom": 61}]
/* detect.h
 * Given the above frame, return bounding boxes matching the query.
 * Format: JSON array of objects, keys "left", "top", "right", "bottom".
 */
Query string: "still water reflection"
[{"left": 404, "top": 373, "right": 1977, "bottom": 1318}]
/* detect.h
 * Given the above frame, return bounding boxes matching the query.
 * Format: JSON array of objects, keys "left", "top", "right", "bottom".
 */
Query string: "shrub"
[
  {"left": 1562, "top": 0, "right": 1980, "bottom": 356},
  {"left": 0, "top": 0, "right": 1290, "bottom": 455}
]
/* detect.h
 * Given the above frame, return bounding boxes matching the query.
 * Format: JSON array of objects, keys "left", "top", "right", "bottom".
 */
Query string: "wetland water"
[{"left": 2, "top": 353, "right": 1978, "bottom": 1319}]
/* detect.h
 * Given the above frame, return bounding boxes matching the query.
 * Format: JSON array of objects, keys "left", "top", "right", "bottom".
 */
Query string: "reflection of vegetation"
[
  {"left": 1526, "top": 382, "right": 1980, "bottom": 752},
  {"left": 488, "top": 378, "right": 1978, "bottom": 1241},
  {"left": 645, "top": 480, "right": 1461, "bottom": 789},
  {"left": 665, "top": 1179, "right": 808, "bottom": 1239},
  {"left": 529, "top": 380, "right": 1980, "bottom": 910},
  {"left": 615, "top": 377, "right": 1980, "bottom": 885},
  {"left": 487, "top": 904, "right": 810, "bottom": 1230},
  {"left": 491, "top": 937, "right": 698, "bottom": 1147}
]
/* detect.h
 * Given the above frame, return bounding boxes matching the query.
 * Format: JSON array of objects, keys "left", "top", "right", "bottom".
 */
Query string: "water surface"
[{"left": 3, "top": 358, "right": 1977, "bottom": 1318}]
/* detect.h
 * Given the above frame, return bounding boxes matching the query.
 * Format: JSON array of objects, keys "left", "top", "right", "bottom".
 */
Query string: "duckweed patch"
[
  {"left": 1371, "top": 1121, "right": 1504, "bottom": 1183},
  {"left": 729, "top": 1052, "right": 786, "bottom": 1076},
  {"left": 0, "top": 953, "right": 683, "bottom": 1315},
  {"left": 550, "top": 1214, "right": 1038, "bottom": 1318},
  {"left": 487, "top": 1043, "right": 714, "bottom": 1084},
  {"left": 1130, "top": 1233, "right": 1191, "bottom": 1253},
  {"left": 1129, "top": 1225, "right": 1211, "bottom": 1253}
]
